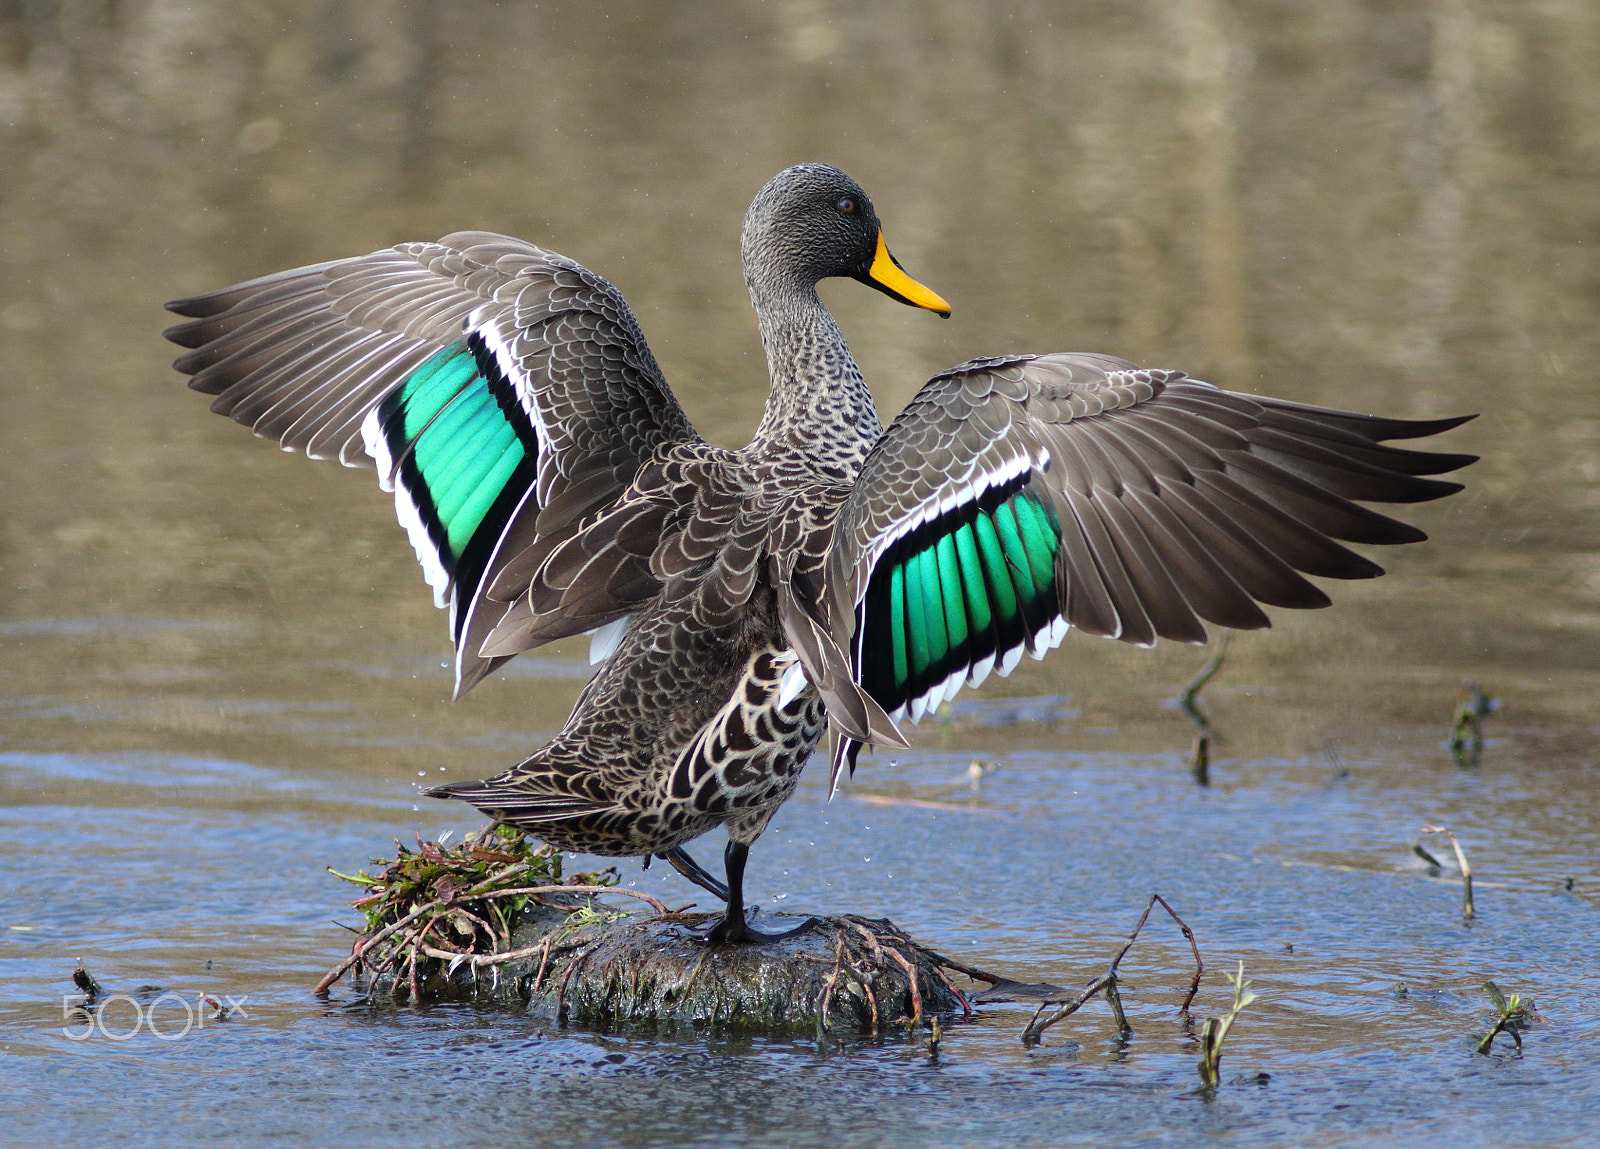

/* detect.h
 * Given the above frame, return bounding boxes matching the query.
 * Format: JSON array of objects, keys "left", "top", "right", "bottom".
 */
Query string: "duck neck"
[{"left": 747, "top": 283, "right": 882, "bottom": 473}]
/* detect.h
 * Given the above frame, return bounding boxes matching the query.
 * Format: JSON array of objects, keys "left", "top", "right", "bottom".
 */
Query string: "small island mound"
[{"left": 315, "top": 828, "right": 1043, "bottom": 1032}]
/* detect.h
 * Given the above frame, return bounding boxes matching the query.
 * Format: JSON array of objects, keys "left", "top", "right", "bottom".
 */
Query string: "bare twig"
[
  {"left": 883, "top": 944, "right": 924, "bottom": 1025},
  {"left": 921, "top": 950, "right": 1005, "bottom": 987},
  {"left": 1109, "top": 894, "right": 1205, "bottom": 1015},
  {"left": 531, "top": 934, "right": 559, "bottom": 994},
  {"left": 858, "top": 969, "right": 880, "bottom": 1033},
  {"left": 420, "top": 931, "right": 592, "bottom": 972},
  {"left": 1102, "top": 973, "right": 1131, "bottom": 1033},
  {"left": 845, "top": 917, "right": 888, "bottom": 964},
  {"left": 1023, "top": 970, "right": 1120, "bottom": 1043},
  {"left": 1421, "top": 825, "right": 1475, "bottom": 921},
  {"left": 314, "top": 898, "right": 442, "bottom": 995},
  {"left": 926, "top": 961, "right": 974, "bottom": 1017},
  {"left": 1022, "top": 894, "right": 1203, "bottom": 1045},
  {"left": 817, "top": 934, "right": 847, "bottom": 1033}
]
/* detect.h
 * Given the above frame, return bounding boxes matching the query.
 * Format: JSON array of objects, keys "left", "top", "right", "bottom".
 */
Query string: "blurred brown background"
[{"left": 1, "top": 0, "right": 1596, "bottom": 779}]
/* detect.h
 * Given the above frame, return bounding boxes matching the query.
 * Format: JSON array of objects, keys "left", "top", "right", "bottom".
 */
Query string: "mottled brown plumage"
[{"left": 166, "top": 164, "right": 1474, "bottom": 943}]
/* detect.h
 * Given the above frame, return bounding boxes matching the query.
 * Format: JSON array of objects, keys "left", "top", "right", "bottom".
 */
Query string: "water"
[{"left": 3, "top": 3, "right": 1599, "bottom": 1146}]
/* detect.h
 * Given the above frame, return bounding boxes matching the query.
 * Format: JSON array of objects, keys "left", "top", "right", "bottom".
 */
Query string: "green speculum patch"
[
  {"left": 373, "top": 337, "right": 540, "bottom": 587},
  {"left": 859, "top": 477, "right": 1062, "bottom": 716}
]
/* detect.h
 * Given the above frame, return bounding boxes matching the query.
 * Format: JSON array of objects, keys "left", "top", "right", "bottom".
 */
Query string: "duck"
[{"left": 165, "top": 163, "right": 1475, "bottom": 944}]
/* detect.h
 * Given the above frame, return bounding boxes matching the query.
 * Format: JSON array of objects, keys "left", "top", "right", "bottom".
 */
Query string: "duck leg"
[
  {"left": 703, "top": 840, "right": 814, "bottom": 945},
  {"left": 659, "top": 846, "right": 729, "bottom": 902}
]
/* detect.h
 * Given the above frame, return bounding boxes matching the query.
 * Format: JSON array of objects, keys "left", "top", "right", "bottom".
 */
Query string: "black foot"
[
  {"left": 694, "top": 839, "right": 812, "bottom": 944},
  {"left": 659, "top": 846, "right": 730, "bottom": 902},
  {"left": 701, "top": 909, "right": 817, "bottom": 946}
]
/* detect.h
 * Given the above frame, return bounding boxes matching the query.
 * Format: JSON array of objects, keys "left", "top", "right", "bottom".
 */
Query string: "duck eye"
[{"left": 836, "top": 197, "right": 857, "bottom": 215}]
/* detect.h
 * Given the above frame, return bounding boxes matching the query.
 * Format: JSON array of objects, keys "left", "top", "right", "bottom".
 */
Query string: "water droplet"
[
  {"left": 411, "top": 805, "right": 419, "bottom": 811},
  {"left": 417, "top": 771, "right": 427, "bottom": 777}
]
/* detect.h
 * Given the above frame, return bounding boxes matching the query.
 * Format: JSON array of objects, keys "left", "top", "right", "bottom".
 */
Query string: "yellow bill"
[{"left": 860, "top": 232, "right": 951, "bottom": 317}]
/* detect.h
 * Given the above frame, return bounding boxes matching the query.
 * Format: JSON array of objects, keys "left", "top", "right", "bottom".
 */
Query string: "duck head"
[{"left": 741, "top": 164, "right": 951, "bottom": 318}]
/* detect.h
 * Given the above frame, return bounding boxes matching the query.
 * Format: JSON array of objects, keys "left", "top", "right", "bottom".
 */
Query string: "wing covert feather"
[
  {"left": 826, "top": 351, "right": 1475, "bottom": 742},
  {"left": 166, "top": 233, "right": 701, "bottom": 696}
]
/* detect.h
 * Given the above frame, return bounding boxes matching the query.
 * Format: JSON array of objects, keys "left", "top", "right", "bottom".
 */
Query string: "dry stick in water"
[
  {"left": 1191, "top": 733, "right": 1211, "bottom": 788},
  {"left": 420, "top": 931, "right": 592, "bottom": 974},
  {"left": 845, "top": 917, "right": 947, "bottom": 1027},
  {"left": 921, "top": 949, "right": 1006, "bottom": 988},
  {"left": 1180, "top": 631, "right": 1231, "bottom": 784},
  {"left": 1421, "top": 825, "right": 1475, "bottom": 922},
  {"left": 834, "top": 953, "right": 879, "bottom": 1035},
  {"left": 1022, "top": 894, "right": 1203, "bottom": 1046}
]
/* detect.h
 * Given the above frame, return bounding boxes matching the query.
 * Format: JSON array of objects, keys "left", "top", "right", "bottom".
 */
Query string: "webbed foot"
[{"left": 701, "top": 909, "right": 817, "bottom": 946}]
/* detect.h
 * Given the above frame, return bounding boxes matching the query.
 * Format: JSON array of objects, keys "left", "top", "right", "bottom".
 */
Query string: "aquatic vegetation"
[
  {"left": 1197, "top": 962, "right": 1258, "bottom": 1089},
  {"left": 1177, "top": 630, "right": 1232, "bottom": 736},
  {"left": 71, "top": 961, "right": 102, "bottom": 1004},
  {"left": 1477, "top": 981, "right": 1538, "bottom": 1055},
  {"left": 1451, "top": 685, "right": 1498, "bottom": 767},
  {"left": 317, "top": 826, "right": 625, "bottom": 999}
]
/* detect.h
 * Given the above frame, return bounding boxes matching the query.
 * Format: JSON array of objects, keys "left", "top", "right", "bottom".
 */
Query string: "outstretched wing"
[
  {"left": 824, "top": 352, "right": 1475, "bottom": 775},
  {"left": 164, "top": 232, "right": 699, "bottom": 696}
]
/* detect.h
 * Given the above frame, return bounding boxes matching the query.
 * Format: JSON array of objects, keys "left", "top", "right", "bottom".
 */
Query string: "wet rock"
[{"left": 350, "top": 901, "right": 976, "bottom": 1032}]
